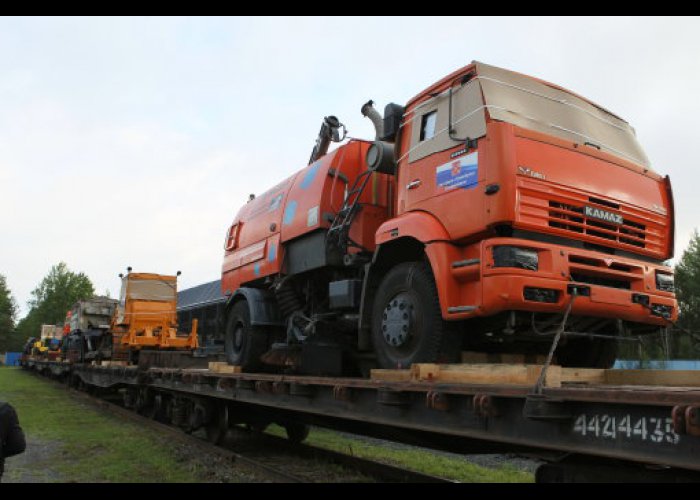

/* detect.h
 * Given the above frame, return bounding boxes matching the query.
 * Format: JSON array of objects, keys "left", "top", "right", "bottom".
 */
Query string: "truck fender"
[
  {"left": 357, "top": 213, "right": 451, "bottom": 351},
  {"left": 225, "top": 288, "right": 284, "bottom": 327},
  {"left": 375, "top": 210, "right": 451, "bottom": 245}
]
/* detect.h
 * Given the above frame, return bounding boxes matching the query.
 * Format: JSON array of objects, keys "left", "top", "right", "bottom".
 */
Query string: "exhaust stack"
[{"left": 361, "top": 100, "right": 384, "bottom": 140}]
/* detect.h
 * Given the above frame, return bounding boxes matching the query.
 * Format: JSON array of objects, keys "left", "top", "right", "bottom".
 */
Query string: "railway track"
[{"left": 50, "top": 376, "right": 454, "bottom": 483}]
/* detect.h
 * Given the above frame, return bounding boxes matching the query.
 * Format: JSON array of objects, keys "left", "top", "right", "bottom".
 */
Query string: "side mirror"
[{"left": 381, "top": 103, "right": 405, "bottom": 142}]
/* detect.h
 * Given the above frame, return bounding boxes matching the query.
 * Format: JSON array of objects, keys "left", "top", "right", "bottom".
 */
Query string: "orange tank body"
[{"left": 222, "top": 140, "right": 392, "bottom": 295}]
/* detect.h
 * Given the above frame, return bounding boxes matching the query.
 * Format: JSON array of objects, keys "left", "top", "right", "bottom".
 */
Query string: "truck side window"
[{"left": 420, "top": 110, "right": 437, "bottom": 141}]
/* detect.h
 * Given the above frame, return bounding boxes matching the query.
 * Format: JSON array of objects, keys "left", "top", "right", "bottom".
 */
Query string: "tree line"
[{"left": 0, "top": 262, "right": 94, "bottom": 352}]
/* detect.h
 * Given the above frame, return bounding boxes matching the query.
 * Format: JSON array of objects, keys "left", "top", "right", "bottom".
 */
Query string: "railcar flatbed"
[{"left": 23, "top": 358, "right": 700, "bottom": 482}]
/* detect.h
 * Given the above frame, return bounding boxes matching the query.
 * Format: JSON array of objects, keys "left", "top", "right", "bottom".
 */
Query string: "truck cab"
[{"left": 373, "top": 61, "right": 675, "bottom": 366}]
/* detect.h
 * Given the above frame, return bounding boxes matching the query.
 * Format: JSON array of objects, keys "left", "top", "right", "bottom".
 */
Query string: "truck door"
[{"left": 400, "top": 78, "right": 488, "bottom": 241}]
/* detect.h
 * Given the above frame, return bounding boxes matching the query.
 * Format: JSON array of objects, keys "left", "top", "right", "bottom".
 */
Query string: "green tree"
[
  {"left": 0, "top": 274, "right": 18, "bottom": 352},
  {"left": 674, "top": 229, "right": 700, "bottom": 356},
  {"left": 16, "top": 262, "right": 95, "bottom": 342}
]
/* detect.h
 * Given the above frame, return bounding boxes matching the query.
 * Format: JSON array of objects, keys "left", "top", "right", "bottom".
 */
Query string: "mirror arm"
[{"left": 447, "top": 72, "right": 478, "bottom": 149}]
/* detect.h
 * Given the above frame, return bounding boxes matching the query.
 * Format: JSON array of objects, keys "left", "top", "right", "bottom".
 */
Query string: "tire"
[
  {"left": 224, "top": 300, "right": 269, "bottom": 372},
  {"left": 556, "top": 338, "right": 618, "bottom": 368},
  {"left": 371, "top": 261, "right": 460, "bottom": 369}
]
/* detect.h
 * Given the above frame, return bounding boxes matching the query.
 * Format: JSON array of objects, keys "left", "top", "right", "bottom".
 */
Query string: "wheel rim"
[
  {"left": 233, "top": 324, "right": 244, "bottom": 352},
  {"left": 380, "top": 292, "right": 416, "bottom": 349},
  {"left": 226, "top": 319, "right": 246, "bottom": 361}
]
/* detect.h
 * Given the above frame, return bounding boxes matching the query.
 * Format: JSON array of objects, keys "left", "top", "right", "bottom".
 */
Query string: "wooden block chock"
[
  {"left": 208, "top": 362, "right": 242, "bottom": 374},
  {"left": 371, "top": 362, "right": 700, "bottom": 389},
  {"left": 602, "top": 369, "right": 700, "bottom": 387},
  {"left": 100, "top": 360, "right": 129, "bottom": 367},
  {"left": 369, "top": 369, "right": 412, "bottom": 382},
  {"left": 372, "top": 362, "right": 564, "bottom": 387}
]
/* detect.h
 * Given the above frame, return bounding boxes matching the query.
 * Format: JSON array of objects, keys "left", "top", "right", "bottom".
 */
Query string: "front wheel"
[
  {"left": 371, "top": 261, "right": 460, "bottom": 369},
  {"left": 224, "top": 300, "right": 269, "bottom": 371}
]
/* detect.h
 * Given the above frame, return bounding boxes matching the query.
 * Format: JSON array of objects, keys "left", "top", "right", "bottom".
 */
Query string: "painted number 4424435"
[{"left": 573, "top": 414, "right": 680, "bottom": 445}]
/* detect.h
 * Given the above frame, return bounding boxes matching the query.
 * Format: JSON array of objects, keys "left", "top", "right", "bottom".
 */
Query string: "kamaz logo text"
[
  {"left": 517, "top": 166, "right": 546, "bottom": 180},
  {"left": 584, "top": 206, "right": 623, "bottom": 225}
]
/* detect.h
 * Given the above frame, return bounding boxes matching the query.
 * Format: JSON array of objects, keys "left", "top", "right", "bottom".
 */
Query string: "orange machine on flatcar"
[
  {"left": 112, "top": 270, "right": 198, "bottom": 354},
  {"left": 219, "top": 62, "right": 676, "bottom": 374}
]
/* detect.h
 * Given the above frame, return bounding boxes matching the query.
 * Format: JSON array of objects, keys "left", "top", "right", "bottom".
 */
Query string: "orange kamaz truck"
[{"left": 219, "top": 61, "right": 676, "bottom": 374}]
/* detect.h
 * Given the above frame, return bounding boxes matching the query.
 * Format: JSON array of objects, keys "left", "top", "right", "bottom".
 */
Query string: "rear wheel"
[
  {"left": 225, "top": 300, "right": 269, "bottom": 371},
  {"left": 371, "top": 261, "right": 460, "bottom": 369}
]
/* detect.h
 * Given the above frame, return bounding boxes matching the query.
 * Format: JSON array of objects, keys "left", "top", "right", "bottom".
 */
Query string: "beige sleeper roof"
[
  {"left": 405, "top": 61, "right": 651, "bottom": 169},
  {"left": 473, "top": 61, "right": 651, "bottom": 168}
]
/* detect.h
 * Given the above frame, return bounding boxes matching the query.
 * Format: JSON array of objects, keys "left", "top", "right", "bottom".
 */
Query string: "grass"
[
  {"left": 0, "top": 367, "right": 203, "bottom": 483},
  {"left": 265, "top": 424, "right": 534, "bottom": 483}
]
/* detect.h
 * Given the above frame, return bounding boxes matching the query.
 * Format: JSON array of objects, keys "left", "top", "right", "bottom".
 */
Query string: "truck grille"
[
  {"left": 548, "top": 200, "right": 646, "bottom": 248},
  {"left": 518, "top": 182, "right": 666, "bottom": 257}
]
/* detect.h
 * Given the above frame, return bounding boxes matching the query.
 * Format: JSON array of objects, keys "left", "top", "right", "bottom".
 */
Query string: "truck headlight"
[
  {"left": 655, "top": 272, "right": 674, "bottom": 293},
  {"left": 493, "top": 246, "right": 539, "bottom": 271}
]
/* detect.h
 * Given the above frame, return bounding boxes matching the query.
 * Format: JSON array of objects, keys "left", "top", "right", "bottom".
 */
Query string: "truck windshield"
[
  {"left": 127, "top": 279, "right": 177, "bottom": 302},
  {"left": 475, "top": 62, "right": 650, "bottom": 168}
]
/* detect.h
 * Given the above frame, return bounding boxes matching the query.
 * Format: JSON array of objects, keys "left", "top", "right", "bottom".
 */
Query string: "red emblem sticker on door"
[{"left": 436, "top": 152, "right": 478, "bottom": 192}]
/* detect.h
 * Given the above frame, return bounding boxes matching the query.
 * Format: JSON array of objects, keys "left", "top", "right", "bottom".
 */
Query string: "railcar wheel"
[
  {"left": 224, "top": 300, "right": 269, "bottom": 371},
  {"left": 135, "top": 388, "right": 153, "bottom": 416},
  {"left": 149, "top": 393, "right": 169, "bottom": 423},
  {"left": 123, "top": 388, "right": 137, "bottom": 409},
  {"left": 371, "top": 262, "right": 460, "bottom": 369},
  {"left": 205, "top": 404, "right": 229, "bottom": 445},
  {"left": 284, "top": 423, "right": 310, "bottom": 444}
]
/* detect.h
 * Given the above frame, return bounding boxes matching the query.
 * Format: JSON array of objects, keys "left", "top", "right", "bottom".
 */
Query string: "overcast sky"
[{"left": 1, "top": 16, "right": 699, "bottom": 317}]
